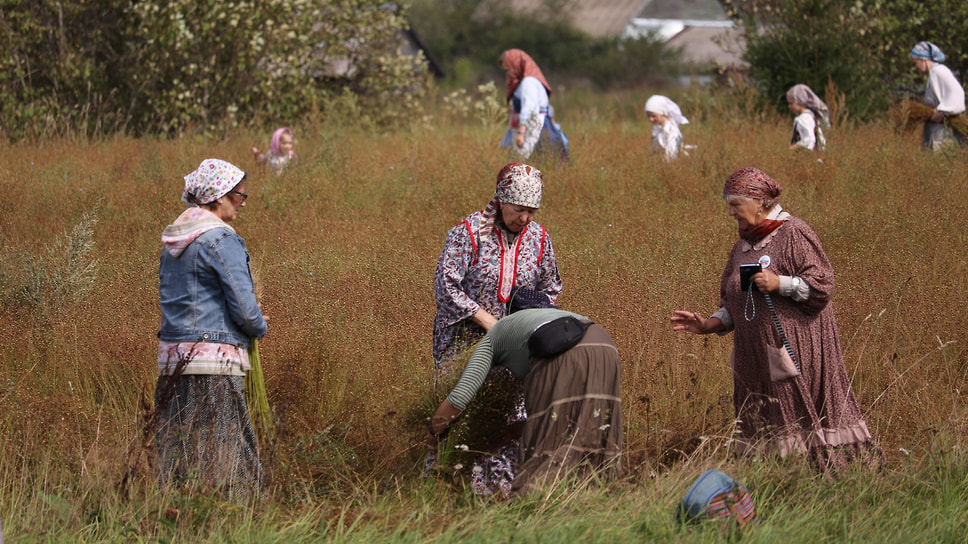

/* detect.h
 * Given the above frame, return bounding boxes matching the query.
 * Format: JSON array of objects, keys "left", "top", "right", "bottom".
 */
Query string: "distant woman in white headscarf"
[
  {"left": 644, "top": 95, "right": 689, "bottom": 161},
  {"left": 910, "top": 41, "right": 966, "bottom": 151},
  {"left": 786, "top": 84, "right": 830, "bottom": 152}
]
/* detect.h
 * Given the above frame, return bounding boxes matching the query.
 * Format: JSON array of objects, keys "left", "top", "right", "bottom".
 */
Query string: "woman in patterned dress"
[
  {"left": 430, "top": 162, "right": 562, "bottom": 496},
  {"left": 433, "top": 162, "right": 562, "bottom": 371},
  {"left": 671, "top": 167, "right": 879, "bottom": 471}
]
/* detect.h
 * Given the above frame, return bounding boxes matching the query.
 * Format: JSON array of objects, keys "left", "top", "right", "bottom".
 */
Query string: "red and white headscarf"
[
  {"left": 501, "top": 49, "right": 552, "bottom": 102},
  {"left": 182, "top": 159, "right": 245, "bottom": 206},
  {"left": 481, "top": 162, "right": 543, "bottom": 239}
]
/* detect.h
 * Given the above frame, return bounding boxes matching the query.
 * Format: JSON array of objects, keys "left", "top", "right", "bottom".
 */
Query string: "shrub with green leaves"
[
  {"left": 738, "top": 0, "right": 888, "bottom": 122},
  {"left": 0, "top": 0, "right": 432, "bottom": 138}
]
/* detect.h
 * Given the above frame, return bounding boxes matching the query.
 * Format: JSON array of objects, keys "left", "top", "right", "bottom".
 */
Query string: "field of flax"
[{"left": 1, "top": 91, "right": 967, "bottom": 540}]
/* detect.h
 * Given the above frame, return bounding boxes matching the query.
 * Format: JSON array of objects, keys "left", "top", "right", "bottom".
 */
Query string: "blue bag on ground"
[{"left": 676, "top": 469, "right": 756, "bottom": 527}]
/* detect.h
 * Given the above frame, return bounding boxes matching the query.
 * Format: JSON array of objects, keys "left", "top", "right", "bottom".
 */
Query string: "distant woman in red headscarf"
[
  {"left": 499, "top": 49, "right": 568, "bottom": 160},
  {"left": 671, "top": 167, "right": 880, "bottom": 472}
]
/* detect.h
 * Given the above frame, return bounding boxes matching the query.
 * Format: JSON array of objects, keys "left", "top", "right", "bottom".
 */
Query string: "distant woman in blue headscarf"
[{"left": 910, "top": 41, "right": 966, "bottom": 151}]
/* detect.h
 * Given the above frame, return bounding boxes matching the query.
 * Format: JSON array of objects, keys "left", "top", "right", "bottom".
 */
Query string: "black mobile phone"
[{"left": 740, "top": 264, "right": 761, "bottom": 291}]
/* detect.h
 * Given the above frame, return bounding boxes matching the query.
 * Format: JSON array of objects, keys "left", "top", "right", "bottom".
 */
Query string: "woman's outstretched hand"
[
  {"left": 671, "top": 311, "right": 725, "bottom": 335},
  {"left": 671, "top": 310, "right": 707, "bottom": 334}
]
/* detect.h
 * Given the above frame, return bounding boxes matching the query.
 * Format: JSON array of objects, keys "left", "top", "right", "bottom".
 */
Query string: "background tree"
[
  {"left": 736, "top": 0, "right": 888, "bottom": 122},
  {"left": 0, "top": 0, "right": 431, "bottom": 139},
  {"left": 728, "top": 0, "right": 968, "bottom": 120},
  {"left": 0, "top": 0, "right": 129, "bottom": 136},
  {"left": 864, "top": 0, "right": 968, "bottom": 93},
  {"left": 408, "top": 0, "right": 680, "bottom": 90}
]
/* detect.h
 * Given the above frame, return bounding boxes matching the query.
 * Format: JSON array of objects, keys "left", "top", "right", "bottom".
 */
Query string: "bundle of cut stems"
[
  {"left": 246, "top": 338, "right": 275, "bottom": 445},
  {"left": 893, "top": 99, "right": 968, "bottom": 138}
]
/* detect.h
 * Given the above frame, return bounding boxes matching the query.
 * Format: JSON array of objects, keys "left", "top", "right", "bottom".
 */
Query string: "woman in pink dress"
[{"left": 672, "top": 167, "right": 880, "bottom": 471}]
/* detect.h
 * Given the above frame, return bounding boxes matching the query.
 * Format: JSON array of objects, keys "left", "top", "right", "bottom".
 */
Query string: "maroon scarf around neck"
[{"left": 739, "top": 218, "right": 785, "bottom": 244}]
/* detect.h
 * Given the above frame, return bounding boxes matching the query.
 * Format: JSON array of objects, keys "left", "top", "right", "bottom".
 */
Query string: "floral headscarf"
[
  {"left": 911, "top": 41, "right": 946, "bottom": 63},
  {"left": 481, "top": 162, "right": 543, "bottom": 239},
  {"left": 501, "top": 49, "right": 552, "bottom": 102},
  {"left": 644, "top": 95, "right": 689, "bottom": 126},
  {"left": 182, "top": 159, "right": 245, "bottom": 206},
  {"left": 786, "top": 84, "right": 830, "bottom": 127},
  {"left": 270, "top": 127, "right": 295, "bottom": 157},
  {"left": 723, "top": 167, "right": 782, "bottom": 202}
]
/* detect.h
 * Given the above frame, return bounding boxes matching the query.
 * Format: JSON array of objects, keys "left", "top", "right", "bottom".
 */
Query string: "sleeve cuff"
[
  {"left": 778, "top": 275, "right": 810, "bottom": 301},
  {"left": 711, "top": 307, "right": 733, "bottom": 335}
]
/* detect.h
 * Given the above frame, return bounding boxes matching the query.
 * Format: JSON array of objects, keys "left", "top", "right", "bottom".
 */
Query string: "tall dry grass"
[{"left": 0, "top": 91, "right": 966, "bottom": 538}]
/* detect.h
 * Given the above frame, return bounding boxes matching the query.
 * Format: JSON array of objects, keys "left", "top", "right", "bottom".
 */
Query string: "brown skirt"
[{"left": 513, "top": 324, "right": 623, "bottom": 496}]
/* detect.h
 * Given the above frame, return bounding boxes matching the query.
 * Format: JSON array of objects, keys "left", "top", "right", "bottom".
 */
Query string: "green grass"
[{"left": 1, "top": 88, "right": 967, "bottom": 541}]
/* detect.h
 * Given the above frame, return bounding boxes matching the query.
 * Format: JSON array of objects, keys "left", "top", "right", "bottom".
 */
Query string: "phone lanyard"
[{"left": 744, "top": 287, "right": 756, "bottom": 321}]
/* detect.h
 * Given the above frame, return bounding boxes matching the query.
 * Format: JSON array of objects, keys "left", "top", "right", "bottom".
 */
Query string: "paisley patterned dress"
[{"left": 433, "top": 210, "right": 562, "bottom": 370}]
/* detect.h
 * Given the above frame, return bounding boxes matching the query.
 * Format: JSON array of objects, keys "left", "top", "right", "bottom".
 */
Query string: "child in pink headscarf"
[{"left": 252, "top": 127, "right": 298, "bottom": 175}]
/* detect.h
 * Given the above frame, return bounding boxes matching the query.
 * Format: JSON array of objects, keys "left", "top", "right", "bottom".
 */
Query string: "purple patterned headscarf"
[
  {"left": 481, "top": 162, "right": 543, "bottom": 238},
  {"left": 723, "top": 167, "right": 782, "bottom": 202},
  {"left": 182, "top": 159, "right": 245, "bottom": 206}
]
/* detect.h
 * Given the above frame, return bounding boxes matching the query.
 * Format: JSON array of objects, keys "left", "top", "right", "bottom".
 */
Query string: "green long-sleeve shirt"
[{"left": 446, "top": 308, "right": 587, "bottom": 410}]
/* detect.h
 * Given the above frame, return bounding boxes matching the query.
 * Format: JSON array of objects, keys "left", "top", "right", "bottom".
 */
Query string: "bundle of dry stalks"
[
  {"left": 246, "top": 339, "right": 275, "bottom": 445},
  {"left": 246, "top": 266, "right": 274, "bottom": 446},
  {"left": 892, "top": 99, "right": 968, "bottom": 138}
]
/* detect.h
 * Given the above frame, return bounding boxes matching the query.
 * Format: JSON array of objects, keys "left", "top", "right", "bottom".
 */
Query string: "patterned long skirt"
[
  {"left": 513, "top": 324, "right": 623, "bottom": 496},
  {"left": 154, "top": 374, "right": 262, "bottom": 498}
]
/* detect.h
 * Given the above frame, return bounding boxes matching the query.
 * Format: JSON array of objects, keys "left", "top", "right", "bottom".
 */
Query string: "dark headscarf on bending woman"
[{"left": 506, "top": 287, "right": 558, "bottom": 314}]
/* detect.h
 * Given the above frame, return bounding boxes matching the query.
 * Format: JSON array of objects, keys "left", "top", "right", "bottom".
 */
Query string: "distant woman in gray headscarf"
[
  {"left": 786, "top": 84, "right": 830, "bottom": 151},
  {"left": 910, "top": 41, "right": 966, "bottom": 151}
]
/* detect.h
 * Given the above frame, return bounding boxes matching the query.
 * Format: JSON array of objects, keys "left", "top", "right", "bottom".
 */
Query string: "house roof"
[
  {"left": 666, "top": 26, "right": 745, "bottom": 66},
  {"left": 636, "top": 0, "right": 730, "bottom": 21},
  {"left": 507, "top": 0, "right": 650, "bottom": 38},
  {"left": 498, "top": 0, "right": 744, "bottom": 67}
]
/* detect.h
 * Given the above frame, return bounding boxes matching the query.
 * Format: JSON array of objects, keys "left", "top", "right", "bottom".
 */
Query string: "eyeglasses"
[{"left": 227, "top": 190, "right": 249, "bottom": 202}]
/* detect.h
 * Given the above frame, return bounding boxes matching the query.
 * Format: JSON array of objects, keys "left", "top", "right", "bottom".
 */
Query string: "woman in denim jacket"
[{"left": 155, "top": 158, "right": 268, "bottom": 497}]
